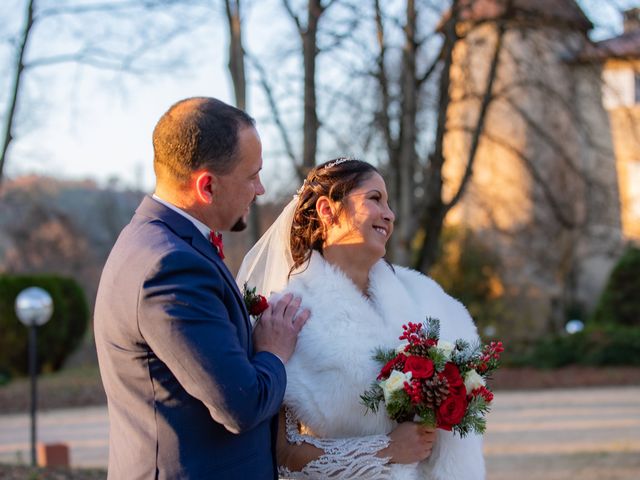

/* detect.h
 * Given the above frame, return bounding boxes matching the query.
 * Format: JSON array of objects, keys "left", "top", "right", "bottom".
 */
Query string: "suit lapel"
[
  {"left": 136, "top": 196, "right": 253, "bottom": 341},
  {"left": 190, "top": 232, "right": 251, "bottom": 318}
]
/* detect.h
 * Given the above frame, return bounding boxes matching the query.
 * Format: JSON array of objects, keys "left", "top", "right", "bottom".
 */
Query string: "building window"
[{"left": 602, "top": 68, "right": 635, "bottom": 109}]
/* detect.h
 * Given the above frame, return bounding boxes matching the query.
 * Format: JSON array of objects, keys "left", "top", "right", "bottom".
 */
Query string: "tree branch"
[
  {"left": 282, "top": 0, "right": 304, "bottom": 35},
  {"left": 246, "top": 52, "right": 302, "bottom": 180},
  {"left": 476, "top": 129, "right": 581, "bottom": 229},
  {"left": 0, "top": 0, "right": 34, "bottom": 185},
  {"left": 446, "top": 10, "right": 508, "bottom": 213}
]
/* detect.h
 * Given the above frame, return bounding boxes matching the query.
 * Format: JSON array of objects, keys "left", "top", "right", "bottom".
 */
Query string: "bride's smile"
[
  {"left": 322, "top": 172, "right": 395, "bottom": 261},
  {"left": 238, "top": 158, "right": 484, "bottom": 479}
]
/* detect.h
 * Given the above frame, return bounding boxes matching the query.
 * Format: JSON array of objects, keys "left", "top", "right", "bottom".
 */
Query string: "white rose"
[
  {"left": 464, "top": 369, "right": 485, "bottom": 392},
  {"left": 380, "top": 370, "right": 412, "bottom": 404},
  {"left": 395, "top": 342, "right": 410, "bottom": 354},
  {"left": 437, "top": 340, "right": 456, "bottom": 360}
]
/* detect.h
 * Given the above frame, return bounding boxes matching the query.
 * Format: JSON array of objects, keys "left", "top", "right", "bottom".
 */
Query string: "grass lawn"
[
  {"left": 0, "top": 365, "right": 106, "bottom": 414},
  {"left": 0, "top": 463, "right": 106, "bottom": 479}
]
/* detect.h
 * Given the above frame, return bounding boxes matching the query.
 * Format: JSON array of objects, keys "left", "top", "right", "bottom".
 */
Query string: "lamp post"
[
  {"left": 565, "top": 319, "right": 585, "bottom": 335},
  {"left": 15, "top": 287, "right": 53, "bottom": 467}
]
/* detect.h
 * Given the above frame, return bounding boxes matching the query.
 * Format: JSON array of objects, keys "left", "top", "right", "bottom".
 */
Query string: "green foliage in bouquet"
[
  {"left": 385, "top": 389, "right": 415, "bottom": 423},
  {"left": 0, "top": 274, "right": 89, "bottom": 377},
  {"left": 372, "top": 347, "right": 396, "bottom": 364},
  {"left": 360, "top": 383, "right": 384, "bottom": 414},
  {"left": 455, "top": 396, "right": 491, "bottom": 437},
  {"left": 361, "top": 318, "right": 503, "bottom": 437},
  {"left": 591, "top": 246, "right": 640, "bottom": 327}
]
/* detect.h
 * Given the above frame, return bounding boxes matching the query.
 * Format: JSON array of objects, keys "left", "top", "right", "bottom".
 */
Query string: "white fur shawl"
[{"left": 282, "top": 251, "right": 485, "bottom": 480}]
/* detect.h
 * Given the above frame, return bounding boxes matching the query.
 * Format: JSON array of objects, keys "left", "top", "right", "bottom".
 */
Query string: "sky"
[
  {"left": 2, "top": 0, "right": 301, "bottom": 195},
  {"left": 1, "top": 0, "right": 639, "bottom": 196}
]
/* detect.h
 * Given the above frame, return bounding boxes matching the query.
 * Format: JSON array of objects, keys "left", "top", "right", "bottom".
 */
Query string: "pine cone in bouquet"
[
  {"left": 422, "top": 375, "right": 450, "bottom": 410},
  {"left": 362, "top": 317, "right": 504, "bottom": 437}
]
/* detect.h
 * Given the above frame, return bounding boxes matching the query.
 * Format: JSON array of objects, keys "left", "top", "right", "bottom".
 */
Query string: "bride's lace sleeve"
[{"left": 278, "top": 407, "right": 392, "bottom": 479}]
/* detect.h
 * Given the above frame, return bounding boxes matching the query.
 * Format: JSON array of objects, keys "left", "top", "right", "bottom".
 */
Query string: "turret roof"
[
  {"left": 578, "top": 30, "right": 640, "bottom": 61},
  {"left": 445, "top": 0, "right": 592, "bottom": 32}
]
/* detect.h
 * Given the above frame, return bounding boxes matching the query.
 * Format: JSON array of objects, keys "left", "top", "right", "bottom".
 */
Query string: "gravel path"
[{"left": 484, "top": 386, "right": 640, "bottom": 479}]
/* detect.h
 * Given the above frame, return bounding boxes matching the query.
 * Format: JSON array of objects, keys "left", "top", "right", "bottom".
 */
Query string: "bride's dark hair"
[{"left": 289, "top": 158, "right": 379, "bottom": 275}]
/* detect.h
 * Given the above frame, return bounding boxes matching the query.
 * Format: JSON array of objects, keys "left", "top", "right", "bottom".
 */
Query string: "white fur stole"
[{"left": 282, "top": 252, "right": 485, "bottom": 480}]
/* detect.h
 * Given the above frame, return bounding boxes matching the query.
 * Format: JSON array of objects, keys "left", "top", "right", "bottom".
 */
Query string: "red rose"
[
  {"left": 378, "top": 354, "right": 406, "bottom": 380},
  {"left": 249, "top": 295, "right": 269, "bottom": 316},
  {"left": 403, "top": 356, "right": 435, "bottom": 379},
  {"left": 436, "top": 394, "right": 468, "bottom": 431},
  {"left": 439, "top": 362, "right": 466, "bottom": 397},
  {"left": 379, "top": 359, "right": 396, "bottom": 380}
]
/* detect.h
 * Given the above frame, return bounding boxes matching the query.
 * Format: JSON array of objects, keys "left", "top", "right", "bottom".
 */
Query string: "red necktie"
[{"left": 209, "top": 231, "right": 225, "bottom": 260}]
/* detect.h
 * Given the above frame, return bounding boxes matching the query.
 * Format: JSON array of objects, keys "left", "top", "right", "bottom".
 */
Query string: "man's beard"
[
  {"left": 230, "top": 217, "right": 247, "bottom": 232},
  {"left": 230, "top": 197, "right": 256, "bottom": 232}
]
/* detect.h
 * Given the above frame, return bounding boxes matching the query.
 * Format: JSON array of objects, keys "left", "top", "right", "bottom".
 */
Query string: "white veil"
[{"left": 236, "top": 196, "right": 298, "bottom": 296}]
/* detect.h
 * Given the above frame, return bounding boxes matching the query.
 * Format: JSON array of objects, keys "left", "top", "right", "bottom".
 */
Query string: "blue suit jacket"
[{"left": 94, "top": 196, "right": 286, "bottom": 479}]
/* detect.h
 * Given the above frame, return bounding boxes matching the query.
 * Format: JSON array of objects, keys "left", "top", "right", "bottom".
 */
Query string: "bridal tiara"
[
  {"left": 324, "top": 156, "right": 356, "bottom": 169},
  {"left": 295, "top": 157, "right": 358, "bottom": 197},
  {"left": 295, "top": 180, "right": 307, "bottom": 197}
]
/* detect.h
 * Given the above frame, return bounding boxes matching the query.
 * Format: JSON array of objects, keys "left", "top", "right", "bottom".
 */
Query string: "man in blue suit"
[{"left": 94, "top": 97, "right": 309, "bottom": 479}]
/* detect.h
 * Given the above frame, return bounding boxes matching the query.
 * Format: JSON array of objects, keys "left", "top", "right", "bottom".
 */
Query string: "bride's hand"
[{"left": 379, "top": 422, "right": 436, "bottom": 464}]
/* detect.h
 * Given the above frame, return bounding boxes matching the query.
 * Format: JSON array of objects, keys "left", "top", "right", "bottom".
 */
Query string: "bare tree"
[
  {"left": 283, "top": 0, "right": 326, "bottom": 175},
  {"left": 0, "top": 0, "right": 34, "bottom": 186},
  {"left": 368, "top": 0, "right": 508, "bottom": 267},
  {"left": 414, "top": 0, "right": 510, "bottom": 272},
  {"left": 0, "top": 0, "right": 208, "bottom": 186},
  {"left": 0, "top": 175, "right": 143, "bottom": 305},
  {"left": 225, "top": 0, "right": 247, "bottom": 110},
  {"left": 248, "top": 0, "right": 346, "bottom": 181},
  {"left": 223, "top": 0, "right": 265, "bottom": 244}
]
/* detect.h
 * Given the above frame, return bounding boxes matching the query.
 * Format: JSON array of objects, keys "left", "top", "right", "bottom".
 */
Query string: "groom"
[{"left": 94, "top": 97, "right": 309, "bottom": 479}]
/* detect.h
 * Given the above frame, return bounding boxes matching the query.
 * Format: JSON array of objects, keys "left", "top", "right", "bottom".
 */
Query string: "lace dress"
[{"left": 278, "top": 407, "right": 392, "bottom": 479}]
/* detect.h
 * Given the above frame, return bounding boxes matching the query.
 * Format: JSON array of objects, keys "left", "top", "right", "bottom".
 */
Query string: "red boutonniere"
[{"left": 242, "top": 283, "right": 269, "bottom": 318}]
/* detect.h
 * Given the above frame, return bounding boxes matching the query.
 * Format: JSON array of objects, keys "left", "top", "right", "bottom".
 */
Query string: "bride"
[{"left": 237, "top": 158, "right": 485, "bottom": 479}]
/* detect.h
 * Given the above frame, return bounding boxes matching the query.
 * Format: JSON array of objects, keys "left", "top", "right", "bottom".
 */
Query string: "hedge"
[
  {"left": 591, "top": 246, "right": 640, "bottom": 327},
  {"left": 0, "top": 274, "right": 89, "bottom": 378},
  {"left": 510, "top": 324, "right": 640, "bottom": 368}
]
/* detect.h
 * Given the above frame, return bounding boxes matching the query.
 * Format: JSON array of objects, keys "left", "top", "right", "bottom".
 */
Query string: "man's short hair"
[{"left": 152, "top": 97, "right": 255, "bottom": 182}]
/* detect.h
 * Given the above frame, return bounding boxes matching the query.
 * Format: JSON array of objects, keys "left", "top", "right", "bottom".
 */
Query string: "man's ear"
[
  {"left": 315, "top": 196, "right": 336, "bottom": 227},
  {"left": 194, "top": 170, "right": 216, "bottom": 203}
]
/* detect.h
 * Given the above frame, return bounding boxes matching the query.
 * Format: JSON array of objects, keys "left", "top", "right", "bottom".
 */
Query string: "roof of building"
[
  {"left": 576, "top": 21, "right": 640, "bottom": 62},
  {"left": 595, "top": 29, "right": 640, "bottom": 59},
  {"left": 444, "top": 0, "right": 593, "bottom": 32},
  {"left": 575, "top": 30, "right": 640, "bottom": 62}
]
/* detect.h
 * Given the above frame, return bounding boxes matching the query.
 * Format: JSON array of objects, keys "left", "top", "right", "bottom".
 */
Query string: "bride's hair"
[{"left": 290, "top": 158, "right": 379, "bottom": 274}]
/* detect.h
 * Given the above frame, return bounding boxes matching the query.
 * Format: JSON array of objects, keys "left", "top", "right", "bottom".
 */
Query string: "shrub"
[
  {"left": 512, "top": 324, "right": 640, "bottom": 368},
  {"left": 0, "top": 274, "right": 89, "bottom": 377},
  {"left": 429, "top": 226, "right": 506, "bottom": 333},
  {"left": 591, "top": 246, "right": 640, "bottom": 327}
]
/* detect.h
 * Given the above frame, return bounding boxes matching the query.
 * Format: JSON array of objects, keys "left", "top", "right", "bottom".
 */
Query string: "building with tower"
[{"left": 442, "top": 0, "right": 638, "bottom": 336}]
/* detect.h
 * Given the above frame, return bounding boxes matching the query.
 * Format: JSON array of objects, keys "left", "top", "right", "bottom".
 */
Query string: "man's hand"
[{"left": 253, "top": 293, "right": 310, "bottom": 363}]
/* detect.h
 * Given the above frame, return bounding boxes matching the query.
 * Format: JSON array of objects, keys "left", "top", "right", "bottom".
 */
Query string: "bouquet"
[
  {"left": 242, "top": 283, "right": 269, "bottom": 319},
  {"left": 361, "top": 318, "right": 503, "bottom": 437}
]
